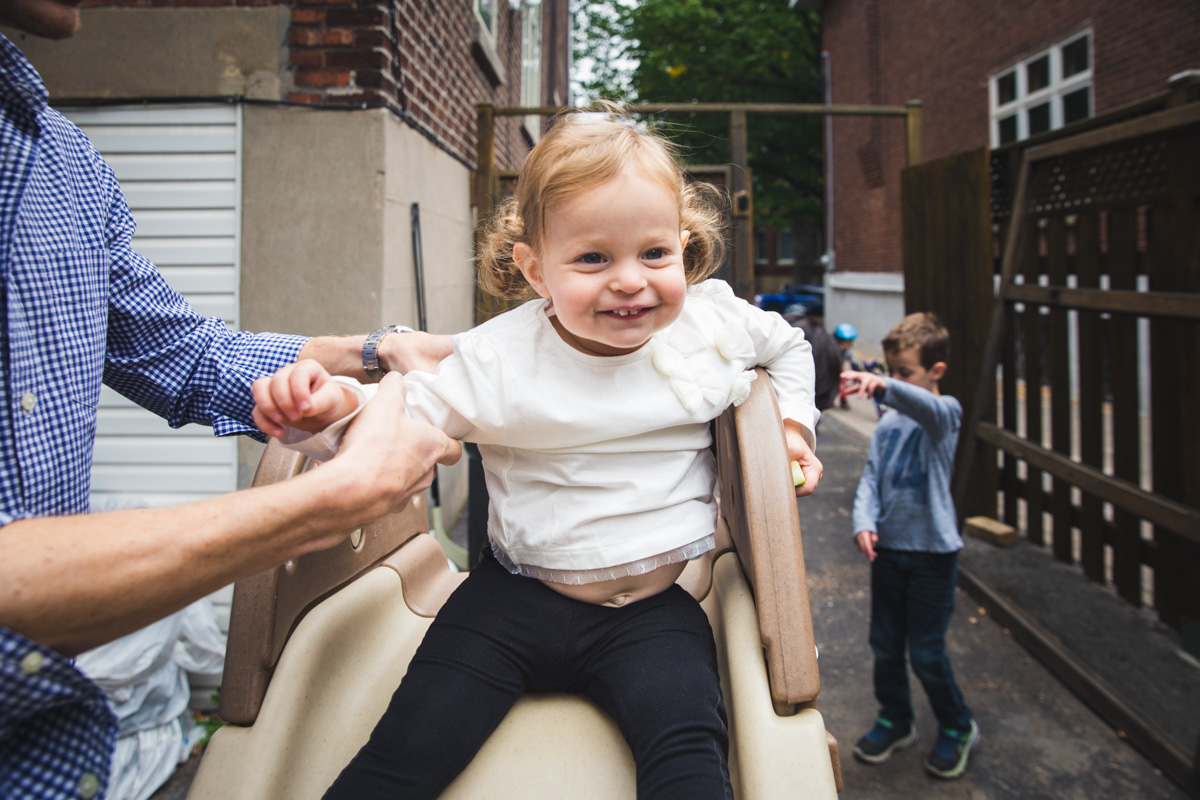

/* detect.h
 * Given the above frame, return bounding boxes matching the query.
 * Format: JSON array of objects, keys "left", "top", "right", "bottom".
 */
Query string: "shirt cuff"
[{"left": 277, "top": 376, "right": 371, "bottom": 462}]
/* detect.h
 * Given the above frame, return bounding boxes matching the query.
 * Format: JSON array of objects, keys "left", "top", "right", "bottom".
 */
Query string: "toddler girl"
[{"left": 253, "top": 108, "right": 822, "bottom": 799}]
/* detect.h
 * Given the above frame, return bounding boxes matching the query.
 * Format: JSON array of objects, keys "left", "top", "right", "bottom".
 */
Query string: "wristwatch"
[{"left": 362, "top": 325, "right": 413, "bottom": 381}]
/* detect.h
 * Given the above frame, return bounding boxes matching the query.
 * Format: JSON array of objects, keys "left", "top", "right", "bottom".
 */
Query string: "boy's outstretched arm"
[{"left": 840, "top": 369, "right": 888, "bottom": 402}]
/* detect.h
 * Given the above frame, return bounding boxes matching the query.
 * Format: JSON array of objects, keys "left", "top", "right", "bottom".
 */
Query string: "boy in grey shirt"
[{"left": 842, "top": 313, "right": 979, "bottom": 780}]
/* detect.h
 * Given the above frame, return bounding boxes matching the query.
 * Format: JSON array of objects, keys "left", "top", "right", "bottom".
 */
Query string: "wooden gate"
[{"left": 904, "top": 86, "right": 1200, "bottom": 792}]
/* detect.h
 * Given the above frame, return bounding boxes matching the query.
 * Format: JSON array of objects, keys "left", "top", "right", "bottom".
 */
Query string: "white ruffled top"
[{"left": 284, "top": 280, "right": 817, "bottom": 584}]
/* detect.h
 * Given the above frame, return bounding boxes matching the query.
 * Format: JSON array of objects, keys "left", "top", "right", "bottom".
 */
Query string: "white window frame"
[
  {"left": 754, "top": 228, "right": 769, "bottom": 265},
  {"left": 521, "top": 0, "right": 543, "bottom": 141},
  {"left": 990, "top": 29, "right": 1092, "bottom": 147},
  {"left": 778, "top": 228, "right": 795, "bottom": 268},
  {"left": 475, "top": 0, "right": 499, "bottom": 41}
]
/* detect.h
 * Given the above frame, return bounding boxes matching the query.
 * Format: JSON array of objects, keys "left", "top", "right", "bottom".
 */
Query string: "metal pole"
[{"left": 822, "top": 51, "right": 836, "bottom": 275}]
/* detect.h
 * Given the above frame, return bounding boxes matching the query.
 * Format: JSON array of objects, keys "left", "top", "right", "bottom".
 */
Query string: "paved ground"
[
  {"left": 153, "top": 396, "right": 1196, "bottom": 799},
  {"left": 807, "top": 400, "right": 1193, "bottom": 799}
]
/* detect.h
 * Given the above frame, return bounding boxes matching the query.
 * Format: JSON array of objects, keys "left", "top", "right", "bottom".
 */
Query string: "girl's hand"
[
  {"left": 841, "top": 370, "right": 887, "bottom": 400},
  {"left": 784, "top": 422, "right": 822, "bottom": 497},
  {"left": 854, "top": 530, "right": 879, "bottom": 562},
  {"left": 252, "top": 359, "right": 359, "bottom": 437}
]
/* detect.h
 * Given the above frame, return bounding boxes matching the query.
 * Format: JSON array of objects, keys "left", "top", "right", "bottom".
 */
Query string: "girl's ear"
[
  {"left": 680, "top": 229, "right": 690, "bottom": 250},
  {"left": 514, "top": 242, "right": 550, "bottom": 299}
]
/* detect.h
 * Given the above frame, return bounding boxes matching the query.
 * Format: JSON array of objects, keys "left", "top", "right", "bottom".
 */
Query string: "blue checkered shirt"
[
  {"left": 0, "top": 33, "right": 307, "bottom": 798},
  {"left": 1, "top": 628, "right": 115, "bottom": 800}
]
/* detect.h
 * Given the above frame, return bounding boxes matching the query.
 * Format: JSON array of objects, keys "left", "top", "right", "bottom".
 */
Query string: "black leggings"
[{"left": 323, "top": 549, "right": 732, "bottom": 799}]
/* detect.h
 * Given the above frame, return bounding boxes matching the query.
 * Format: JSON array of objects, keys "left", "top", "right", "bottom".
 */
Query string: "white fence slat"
[
  {"left": 104, "top": 153, "right": 238, "bottom": 182},
  {"left": 132, "top": 209, "right": 236, "bottom": 238},
  {"left": 64, "top": 105, "right": 238, "bottom": 126},
  {"left": 186, "top": 295, "right": 237, "bottom": 324},
  {"left": 95, "top": 408, "right": 213, "bottom": 437},
  {"left": 122, "top": 181, "right": 236, "bottom": 211},
  {"left": 89, "top": 464, "right": 236, "bottom": 494},
  {"left": 132, "top": 237, "right": 237, "bottom": 267},
  {"left": 93, "top": 435, "right": 236, "bottom": 465},
  {"left": 80, "top": 126, "right": 237, "bottom": 154},
  {"left": 156, "top": 266, "right": 237, "bottom": 295}
]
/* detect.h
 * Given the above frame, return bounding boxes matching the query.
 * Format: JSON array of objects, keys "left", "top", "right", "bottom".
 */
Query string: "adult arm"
[
  {"left": 0, "top": 374, "right": 460, "bottom": 657},
  {"left": 298, "top": 330, "right": 454, "bottom": 381}
]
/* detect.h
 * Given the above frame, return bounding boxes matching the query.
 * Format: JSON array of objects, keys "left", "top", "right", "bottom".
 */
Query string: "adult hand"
[{"left": 323, "top": 373, "right": 462, "bottom": 528}]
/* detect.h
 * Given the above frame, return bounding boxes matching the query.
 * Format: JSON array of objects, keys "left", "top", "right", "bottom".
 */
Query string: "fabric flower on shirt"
[
  {"left": 714, "top": 319, "right": 755, "bottom": 362},
  {"left": 727, "top": 369, "right": 758, "bottom": 407},
  {"left": 652, "top": 330, "right": 745, "bottom": 414}
]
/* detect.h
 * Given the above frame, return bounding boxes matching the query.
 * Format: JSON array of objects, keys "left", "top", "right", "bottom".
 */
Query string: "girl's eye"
[
  {"left": 644, "top": 248, "right": 667, "bottom": 260},
  {"left": 579, "top": 252, "right": 605, "bottom": 265}
]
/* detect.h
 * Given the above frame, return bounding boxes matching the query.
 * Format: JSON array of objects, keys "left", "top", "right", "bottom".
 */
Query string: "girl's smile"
[{"left": 514, "top": 169, "right": 689, "bottom": 357}]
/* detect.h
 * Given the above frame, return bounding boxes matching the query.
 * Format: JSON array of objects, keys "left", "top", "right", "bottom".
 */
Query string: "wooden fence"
[{"left": 906, "top": 82, "right": 1200, "bottom": 794}]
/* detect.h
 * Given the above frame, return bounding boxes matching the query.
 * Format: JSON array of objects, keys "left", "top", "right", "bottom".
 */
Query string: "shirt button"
[
  {"left": 20, "top": 392, "right": 36, "bottom": 413},
  {"left": 77, "top": 772, "right": 101, "bottom": 798},
  {"left": 20, "top": 651, "right": 45, "bottom": 675}
]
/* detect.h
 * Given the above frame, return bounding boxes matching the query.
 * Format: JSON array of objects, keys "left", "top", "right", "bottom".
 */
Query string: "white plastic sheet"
[{"left": 76, "top": 599, "right": 226, "bottom": 800}]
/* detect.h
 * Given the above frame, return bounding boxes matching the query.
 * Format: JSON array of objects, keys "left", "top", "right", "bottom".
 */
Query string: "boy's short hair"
[{"left": 882, "top": 312, "right": 949, "bottom": 369}]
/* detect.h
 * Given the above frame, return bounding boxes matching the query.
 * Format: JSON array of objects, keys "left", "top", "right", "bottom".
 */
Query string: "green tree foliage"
[{"left": 573, "top": 0, "right": 824, "bottom": 228}]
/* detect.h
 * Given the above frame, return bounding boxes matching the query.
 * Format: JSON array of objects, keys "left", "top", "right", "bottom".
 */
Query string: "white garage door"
[
  {"left": 62, "top": 104, "right": 245, "bottom": 644},
  {"left": 61, "top": 104, "right": 243, "bottom": 512}
]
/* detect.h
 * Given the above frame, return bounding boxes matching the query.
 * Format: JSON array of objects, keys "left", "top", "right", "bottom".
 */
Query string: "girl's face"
[{"left": 514, "top": 170, "right": 689, "bottom": 357}]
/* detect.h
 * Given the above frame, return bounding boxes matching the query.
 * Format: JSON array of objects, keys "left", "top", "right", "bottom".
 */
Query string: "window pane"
[
  {"left": 754, "top": 230, "right": 768, "bottom": 263},
  {"left": 1028, "top": 102, "right": 1051, "bottom": 136},
  {"left": 478, "top": 0, "right": 493, "bottom": 31},
  {"left": 1063, "top": 35, "right": 1090, "bottom": 77},
  {"left": 998, "top": 114, "right": 1018, "bottom": 145},
  {"left": 780, "top": 230, "right": 795, "bottom": 262},
  {"left": 997, "top": 71, "right": 1017, "bottom": 105},
  {"left": 1027, "top": 56, "right": 1050, "bottom": 93},
  {"left": 1063, "top": 86, "right": 1091, "bottom": 125}
]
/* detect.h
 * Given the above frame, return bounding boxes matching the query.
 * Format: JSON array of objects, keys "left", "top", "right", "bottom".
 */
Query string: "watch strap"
[{"left": 362, "top": 325, "right": 413, "bottom": 381}]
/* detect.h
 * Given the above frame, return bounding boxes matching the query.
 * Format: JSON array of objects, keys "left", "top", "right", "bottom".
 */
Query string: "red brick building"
[{"left": 820, "top": 0, "right": 1200, "bottom": 350}]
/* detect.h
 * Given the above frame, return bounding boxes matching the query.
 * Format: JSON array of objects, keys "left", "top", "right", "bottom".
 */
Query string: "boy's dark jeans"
[{"left": 869, "top": 548, "right": 972, "bottom": 733}]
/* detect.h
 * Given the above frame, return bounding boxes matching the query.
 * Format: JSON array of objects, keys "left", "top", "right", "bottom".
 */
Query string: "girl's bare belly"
[{"left": 542, "top": 560, "right": 688, "bottom": 607}]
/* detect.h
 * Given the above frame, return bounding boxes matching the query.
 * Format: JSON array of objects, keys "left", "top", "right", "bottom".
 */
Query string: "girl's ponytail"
[{"left": 476, "top": 197, "right": 538, "bottom": 301}]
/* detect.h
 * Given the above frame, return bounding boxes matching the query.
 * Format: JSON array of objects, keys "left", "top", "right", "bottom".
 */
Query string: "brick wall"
[
  {"left": 823, "top": 0, "right": 1200, "bottom": 274},
  {"left": 78, "top": 0, "right": 564, "bottom": 170}
]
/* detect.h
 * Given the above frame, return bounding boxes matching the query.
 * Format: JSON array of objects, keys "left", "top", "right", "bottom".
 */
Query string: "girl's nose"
[{"left": 609, "top": 259, "right": 647, "bottom": 293}]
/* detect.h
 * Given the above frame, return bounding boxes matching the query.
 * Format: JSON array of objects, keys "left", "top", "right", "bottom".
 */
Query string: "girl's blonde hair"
[{"left": 477, "top": 103, "right": 728, "bottom": 300}]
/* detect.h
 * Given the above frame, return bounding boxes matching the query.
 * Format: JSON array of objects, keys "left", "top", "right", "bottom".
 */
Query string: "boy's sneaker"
[
  {"left": 925, "top": 718, "right": 980, "bottom": 779},
  {"left": 852, "top": 717, "right": 918, "bottom": 764}
]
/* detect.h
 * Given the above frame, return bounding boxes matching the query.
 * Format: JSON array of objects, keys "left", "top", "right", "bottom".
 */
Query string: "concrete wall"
[
  {"left": 238, "top": 105, "right": 475, "bottom": 523},
  {"left": 823, "top": 271, "right": 905, "bottom": 361},
  {"left": 5, "top": 7, "right": 288, "bottom": 101}
]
